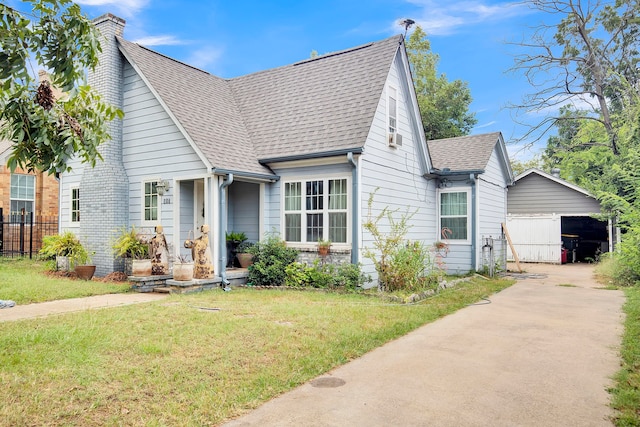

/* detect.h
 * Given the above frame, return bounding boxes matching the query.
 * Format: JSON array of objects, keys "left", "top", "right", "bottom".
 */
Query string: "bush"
[
  {"left": 247, "top": 234, "right": 298, "bottom": 286},
  {"left": 285, "top": 261, "right": 371, "bottom": 290},
  {"left": 39, "top": 231, "right": 91, "bottom": 267},
  {"left": 112, "top": 226, "right": 149, "bottom": 259}
]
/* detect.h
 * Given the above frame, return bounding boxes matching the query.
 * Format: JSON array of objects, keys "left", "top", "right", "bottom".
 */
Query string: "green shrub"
[
  {"left": 247, "top": 234, "right": 298, "bottom": 286},
  {"left": 363, "top": 191, "right": 437, "bottom": 292},
  {"left": 39, "top": 231, "right": 91, "bottom": 267},
  {"left": 285, "top": 261, "right": 371, "bottom": 290},
  {"left": 112, "top": 226, "right": 149, "bottom": 260}
]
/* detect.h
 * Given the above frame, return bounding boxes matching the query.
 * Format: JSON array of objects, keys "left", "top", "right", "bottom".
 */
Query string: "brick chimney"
[{"left": 80, "top": 14, "right": 129, "bottom": 276}]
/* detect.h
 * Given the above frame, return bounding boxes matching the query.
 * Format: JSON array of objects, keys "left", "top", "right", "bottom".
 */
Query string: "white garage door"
[{"left": 506, "top": 215, "right": 562, "bottom": 263}]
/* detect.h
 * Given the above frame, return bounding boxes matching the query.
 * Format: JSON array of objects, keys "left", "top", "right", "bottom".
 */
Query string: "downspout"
[
  {"left": 470, "top": 173, "right": 477, "bottom": 272},
  {"left": 347, "top": 152, "right": 358, "bottom": 264},
  {"left": 219, "top": 173, "right": 233, "bottom": 286}
]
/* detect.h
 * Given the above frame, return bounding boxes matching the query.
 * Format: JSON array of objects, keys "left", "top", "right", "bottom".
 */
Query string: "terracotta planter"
[
  {"left": 173, "top": 262, "right": 194, "bottom": 281},
  {"left": 132, "top": 259, "right": 152, "bottom": 277},
  {"left": 318, "top": 246, "right": 330, "bottom": 256},
  {"left": 75, "top": 265, "right": 96, "bottom": 280},
  {"left": 236, "top": 252, "right": 254, "bottom": 268}
]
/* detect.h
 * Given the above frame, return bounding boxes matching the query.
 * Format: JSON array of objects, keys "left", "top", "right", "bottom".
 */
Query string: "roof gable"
[
  {"left": 427, "top": 132, "right": 513, "bottom": 181},
  {"left": 515, "top": 168, "right": 593, "bottom": 197},
  {"left": 116, "top": 35, "right": 402, "bottom": 174}
]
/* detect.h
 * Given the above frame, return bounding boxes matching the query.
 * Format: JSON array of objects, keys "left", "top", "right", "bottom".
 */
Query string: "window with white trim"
[
  {"left": 439, "top": 189, "right": 470, "bottom": 241},
  {"left": 10, "top": 174, "right": 35, "bottom": 220},
  {"left": 71, "top": 187, "right": 80, "bottom": 223},
  {"left": 283, "top": 177, "right": 349, "bottom": 244},
  {"left": 388, "top": 86, "right": 397, "bottom": 135},
  {"left": 143, "top": 180, "right": 160, "bottom": 222}
]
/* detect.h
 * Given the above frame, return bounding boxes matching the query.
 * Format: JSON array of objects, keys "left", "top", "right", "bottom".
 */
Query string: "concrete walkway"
[
  {"left": 224, "top": 263, "right": 625, "bottom": 427},
  {"left": 0, "top": 292, "right": 166, "bottom": 322}
]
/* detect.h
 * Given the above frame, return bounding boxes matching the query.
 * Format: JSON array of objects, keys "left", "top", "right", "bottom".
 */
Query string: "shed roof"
[{"left": 117, "top": 35, "right": 402, "bottom": 175}]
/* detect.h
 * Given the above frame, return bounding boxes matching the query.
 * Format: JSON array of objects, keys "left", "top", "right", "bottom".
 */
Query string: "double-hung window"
[
  {"left": 71, "top": 187, "right": 80, "bottom": 223},
  {"left": 388, "top": 86, "right": 397, "bottom": 135},
  {"left": 283, "top": 177, "right": 349, "bottom": 244},
  {"left": 143, "top": 180, "right": 160, "bottom": 223},
  {"left": 439, "top": 189, "right": 470, "bottom": 242},
  {"left": 10, "top": 174, "right": 35, "bottom": 220}
]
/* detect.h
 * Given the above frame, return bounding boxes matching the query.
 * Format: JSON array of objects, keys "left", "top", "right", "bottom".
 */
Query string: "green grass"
[
  {"left": 0, "top": 276, "right": 513, "bottom": 426},
  {"left": 0, "top": 257, "right": 130, "bottom": 304},
  {"left": 611, "top": 286, "right": 640, "bottom": 426}
]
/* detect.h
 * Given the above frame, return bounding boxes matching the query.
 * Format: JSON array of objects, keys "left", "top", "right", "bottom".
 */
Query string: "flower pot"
[
  {"left": 75, "top": 265, "right": 96, "bottom": 281},
  {"left": 56, "top": 255, "right": 70, "bottom": 272},
  {"left": 237, "top": 252, "right": 254, "bottom": 268},
  {"left": 132, "top": 259, "right": 152, "bottom": 277},
  {"left": 173, "top": 262, "right": 194, "bottom": 281},
  {"left": 318, "top": 246, "right": 330, "bottom": 256}
]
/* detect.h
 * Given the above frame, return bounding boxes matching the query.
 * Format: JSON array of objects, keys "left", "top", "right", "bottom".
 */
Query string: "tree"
[
  {"left": 0, "top": 0, "right": 122, "bottom": 174},
  {"left": 510, "top": 0, "right": 640, "bottom": 155},
  {"left": 405, "top": 26, "right": 477, "bottom": 140}
]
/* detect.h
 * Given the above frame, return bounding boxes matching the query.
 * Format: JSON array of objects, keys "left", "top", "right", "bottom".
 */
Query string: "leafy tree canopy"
[
  {"left": 405, "top": 25, "right": 477, "bottom": 140},
  {"left": 0, "top": 0, "right": 122, "bottom": 174}
]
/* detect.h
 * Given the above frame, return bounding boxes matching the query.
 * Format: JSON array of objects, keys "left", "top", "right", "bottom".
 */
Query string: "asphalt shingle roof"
[
  {"left": 117, "top": 35, "right": 402, "bottom": 175},
  {"left": 427, "top": 132, "right": 501, "bottom": 172}
]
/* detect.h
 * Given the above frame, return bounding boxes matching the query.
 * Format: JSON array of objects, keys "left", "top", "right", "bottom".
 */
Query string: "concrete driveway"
[{"left": 224, "top": 263, "right": 625, "bottom": 427}]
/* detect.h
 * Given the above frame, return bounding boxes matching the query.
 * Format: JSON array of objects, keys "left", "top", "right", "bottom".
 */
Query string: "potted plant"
[
  {"left": 112, "top": 226, "right": 151, "bottom": 276},
  {"left": 226, "top": 231, "right": 247, "bottom": 267},
  {"left": 318, "top": 239, "right": 331, "bottom": 256},
  {"left": 40, "top": 231, "right": 95, "bottom": 279},
  {"left": 236, "top": 241, "right": 255, "bottom": 268},
  {"left": 172, "top": 253, "right": 194, "bottom": 281}
]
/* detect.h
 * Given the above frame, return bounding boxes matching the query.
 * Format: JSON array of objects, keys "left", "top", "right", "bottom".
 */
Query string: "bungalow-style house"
[
  {"left": 58, "top": 13, "right": 513, "bottom": 282},
  {"left": 506, "top": 168, "right": 613, "bottom": 263}
]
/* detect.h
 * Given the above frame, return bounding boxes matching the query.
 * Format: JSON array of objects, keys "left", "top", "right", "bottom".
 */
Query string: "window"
[
  {"left": 388, "top": 87, "right": 397, "bottom": 134},
  {"left": 71, "top": 187, "right": 80, "bottom": 223},
  {"left": 283, "top": 177, "right": 349, "bottom": 244},
  {"left": 143, "top": 181, "right": 160, "bottom": 222},
  {"left": 439, "top": 190, "right": 470, "bottom": 241},
  {"left": 10, "top": 174, "right": 35, "bottom": 220}
]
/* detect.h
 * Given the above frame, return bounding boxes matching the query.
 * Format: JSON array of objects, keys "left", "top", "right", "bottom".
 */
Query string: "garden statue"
[
  {"left": 150, "top": 225, "right": 169, "bottom": 275},
  {"left": 185, "top": 224, "right": 214, "bottom": 279}
]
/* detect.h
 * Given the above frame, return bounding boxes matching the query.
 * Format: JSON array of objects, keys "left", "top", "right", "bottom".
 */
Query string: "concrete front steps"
[{"left": 128, "top": 269, "right": 249, "bottom": 294}]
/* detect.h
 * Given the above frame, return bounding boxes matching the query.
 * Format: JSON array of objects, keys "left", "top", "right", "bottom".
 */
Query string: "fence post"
[
  {"left": 0, "top": 207, "right": 3, "bottom": 256},
  {"left": 29, "top": 211, "right": 34, "bottom": 259},
  {"left": 19, "top": 208, "right": 25, "bottom": 256}
]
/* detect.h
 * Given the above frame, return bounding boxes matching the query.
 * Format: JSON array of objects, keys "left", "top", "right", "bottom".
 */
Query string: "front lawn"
[
  {"left": 0, "top": 276, "right": 513, "bottom": 426},
  {"left": 0, "top": 257, "right": 130, "bottom": 304}
]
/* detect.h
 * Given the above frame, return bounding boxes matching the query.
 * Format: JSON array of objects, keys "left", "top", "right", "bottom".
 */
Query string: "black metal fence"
[{"left": 0, "top": 208, "right": 59, "bottom": 258}]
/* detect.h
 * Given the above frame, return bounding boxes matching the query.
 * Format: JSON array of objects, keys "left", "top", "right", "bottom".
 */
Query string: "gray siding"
[
  {"left": 478, "top": 148, "right": 509, "bottom": 269},
  {"left": 121, "top": 62, "right": 207, "bottom": 246},
  {"left": 508, "top": 173, "right": 601, "bottom": 215},
  {"left": 360, "top": 53, "right": 436, "bottom": 283},
  {"left": 228, "top": 181, "right": 260, "bottom": 242}
]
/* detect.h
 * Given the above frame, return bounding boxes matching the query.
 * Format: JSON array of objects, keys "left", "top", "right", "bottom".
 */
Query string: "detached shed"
[{"left": 506, "top": 168, "right": 613, "bottom": 264}]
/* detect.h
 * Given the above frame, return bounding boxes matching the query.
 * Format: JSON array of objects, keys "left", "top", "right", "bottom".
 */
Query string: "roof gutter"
[
  {"left": 219, "top": 173, "right": 233, "bottom": 289},
  {"left": 425, "top": 168, "right": 485, "bottom": 178},
  {"left": 211, "top": 168, "right": 278, "bottom": 182},
  {"left": 260, "top": 148, "right": 364, "bottom": 165}
]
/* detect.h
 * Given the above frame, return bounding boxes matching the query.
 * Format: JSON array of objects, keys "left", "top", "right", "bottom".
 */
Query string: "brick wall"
[
  {"left": 0, "top": 166, "right": 59, "bottom": 217},
  {"left": 80, "top": 14, "right": 130, "bottom": 276}
]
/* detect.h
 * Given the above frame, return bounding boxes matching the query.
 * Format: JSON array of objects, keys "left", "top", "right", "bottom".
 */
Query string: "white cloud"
[
  {"left": 401, "top": 1, "right": 532, "bottom": 36},
  {"left": 132, "top": 35, "right": 186, "bottom": 46},
  {"left": 76, "top": 0, "right": 149, "bottom": 18},
  {"left": 184, "top": 46, "right": 224, "bottom": 72},
  {"left": 474, "top": 120, "right": 497, "bottom": 129}
]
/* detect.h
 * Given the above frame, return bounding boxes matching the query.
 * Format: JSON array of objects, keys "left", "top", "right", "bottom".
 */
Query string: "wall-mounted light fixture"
[
  {"left": 438, "top": 178, "right": 452, "bottom": 189},
  {"left": 156, "top": 179, "right": 170, "bottom": 196}
]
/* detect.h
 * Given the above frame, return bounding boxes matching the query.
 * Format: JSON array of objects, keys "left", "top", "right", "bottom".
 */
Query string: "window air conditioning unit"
[{"left": 388, "top": 132, "right": 403, "bottom": 147}]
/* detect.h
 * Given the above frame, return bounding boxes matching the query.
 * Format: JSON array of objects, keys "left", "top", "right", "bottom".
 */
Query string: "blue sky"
[{"left": 18, "top": 0, "right": 561, "bottom": 161}]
